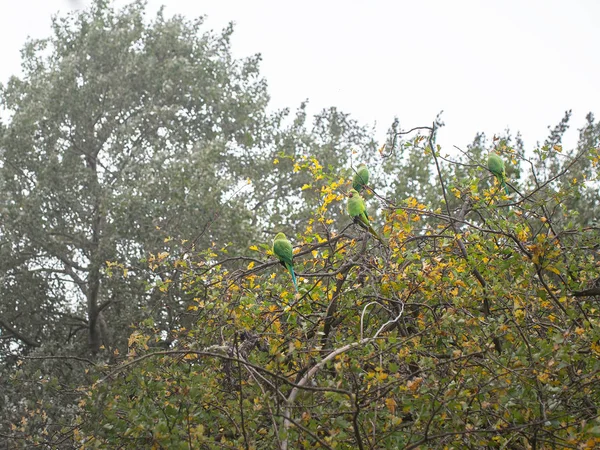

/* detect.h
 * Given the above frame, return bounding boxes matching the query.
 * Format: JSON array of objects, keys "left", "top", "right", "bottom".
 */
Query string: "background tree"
[
  {"left": 0, "top": 0, "right": 271, "bottom": 354},
  {"left": 0, "top": 0, "right": 378, "bottom": 438}
]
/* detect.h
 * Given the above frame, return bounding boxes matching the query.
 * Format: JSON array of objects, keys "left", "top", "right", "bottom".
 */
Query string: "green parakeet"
[
  {"left": 347, "top": 189, "right": 382, "bottom": 241},
  {"left": 272, "top": 232, "right": 298, "bottom": 292},
  {"left": 352, "top": 163, "right": 370, "bottom": 193},
  {"left": 487, "top": 153, "right": 509, "bottom": 195}
]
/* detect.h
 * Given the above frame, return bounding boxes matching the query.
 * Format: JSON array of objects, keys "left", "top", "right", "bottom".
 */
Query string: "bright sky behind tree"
[{"left": 1, "top": 0, "right": 599, "bottom": 151}]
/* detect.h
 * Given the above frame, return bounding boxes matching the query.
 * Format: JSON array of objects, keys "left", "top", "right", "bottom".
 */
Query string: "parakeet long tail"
[
  {"left": 356, "top": 216, "right": 383, "bottom": 242},
  {"left": 367, "top": 225, "right": 383, "bottom": 242},
  {"left": 286, "top": 262, "right": 298, "bottom": 292},
  {"left": 492, "top": 172, "right": 509, "bottom": 196}
]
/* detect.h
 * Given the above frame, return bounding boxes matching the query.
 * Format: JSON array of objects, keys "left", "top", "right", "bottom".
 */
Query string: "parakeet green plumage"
[
  {"left": 272, "top": 232, "right": 298, "bottom": 292},
  {"left": 352, "top": 163, "right": 370, "bottom": 193},
  {"left": 347, "top": 189, "right": 382, "bottom": 241},
  {"left": 487, "top": 153, "right": 509, "bottom": 195}
]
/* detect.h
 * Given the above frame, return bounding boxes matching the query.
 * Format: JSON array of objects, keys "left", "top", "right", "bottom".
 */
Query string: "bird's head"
[
  {"left": 348, "top": 189, "right": 359, "bottom": 198},
  {"left": 274, "top": 232, "right": 287, "bottom": 241}
]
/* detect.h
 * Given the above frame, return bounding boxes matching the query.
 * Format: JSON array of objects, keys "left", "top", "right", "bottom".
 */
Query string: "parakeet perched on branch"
[
  {"left": 487, "top": 153, "right": 509, "bottom": 195},
  {"left": 347, "top": 189, "right": 382, "bottom": 242},
  {"left": 272, "top": 232, "right": 298, "bottom": 292},
  {"left": 352, "top": 163, "right": 370, "bottom": 193}
]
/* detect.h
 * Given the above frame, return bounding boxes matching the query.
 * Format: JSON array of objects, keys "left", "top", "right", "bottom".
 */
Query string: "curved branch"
[{"left": 0, "top": 319, "right": 39, "bottom": 348}]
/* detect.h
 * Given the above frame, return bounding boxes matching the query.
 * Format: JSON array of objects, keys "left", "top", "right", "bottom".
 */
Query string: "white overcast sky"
[{"left": 1, "top": 0, "right": 599, "bottom": 151}]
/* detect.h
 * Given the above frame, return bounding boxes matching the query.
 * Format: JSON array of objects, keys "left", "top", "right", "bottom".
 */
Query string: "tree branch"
[{"left": 0, "top": 319, "right": 40, "bottom": 348}]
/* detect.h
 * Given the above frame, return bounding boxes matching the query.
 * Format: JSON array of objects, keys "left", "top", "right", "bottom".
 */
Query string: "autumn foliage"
[{"left": 71, "top": 138, "right": 600, "bottom": 449}]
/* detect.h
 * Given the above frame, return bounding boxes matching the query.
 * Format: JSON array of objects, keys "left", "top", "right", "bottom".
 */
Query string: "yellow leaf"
[
  {"left": 553, "top": 144, "right": 562, "bottom": 152},
  {"left": 247, "top": 261, "right": 255, "bottom": 270},
  {"left": 537, "top": 372, "right": 550, "bottom": 383},
  {"left": 128, "top": 331, "right": 141, "bottom": 348},
  {"left": 324, "top": 193, "right": 337, "bottom": 203},
  {"left": 385, "top": 397, "right": 397, "bottom": 414},
  {"left": 301, "top": 184, "right": 311, "bottom": 191},
  {"left": 546, "top": 266, "right": 561, "bottom": 275},
  {"left": 273, "top": 158, "right": 279, "bottom": 165},
  {"left": 249, "top": 245, "right": 258, "bottom": 251},
  {"left": 377, "top": 371, "right": 389, "bottom": 382},
  {"left": 407, "top": 377, "right": 423, "bottom": 392},
  {"left": 123, "top": 268, "right": 128, "bottom": 277},
  {"left": 391, "top": 416, "right": 403, "bottom": 425}
]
